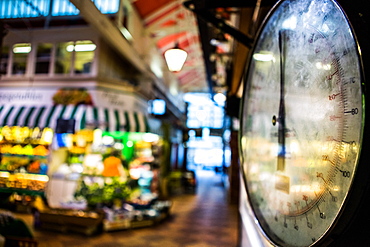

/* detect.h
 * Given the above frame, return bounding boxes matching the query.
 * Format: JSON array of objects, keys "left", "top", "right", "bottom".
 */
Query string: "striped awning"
[
  {"left": 0, "top": 105, "right": 150, "bottom": 133},
  {"left": 81, "top": 105, "right": 150, "bottom": 132}
]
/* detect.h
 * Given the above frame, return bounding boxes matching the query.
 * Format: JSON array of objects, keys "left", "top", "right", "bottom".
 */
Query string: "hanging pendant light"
[{"left": 164, "top": 42, "right": 188, "bottom": 72}]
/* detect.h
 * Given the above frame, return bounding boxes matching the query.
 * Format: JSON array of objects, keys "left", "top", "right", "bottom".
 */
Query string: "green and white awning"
[
  {"left": 81, "top": 105, "right": 150, "bottom": 132},
  {"left": 0, "top": 105, "right": 150, "bottom": 133},
  {"left": 0, "top": 105, "right": 86, "bottom": 130}
]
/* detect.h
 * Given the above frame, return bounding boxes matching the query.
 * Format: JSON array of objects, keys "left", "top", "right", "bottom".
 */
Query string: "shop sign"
[
  {"left": 93, "top": 91, "right": 148, "bottom": 114},
  {"left": 0, "top": 90, "right": 46, "bottom": 105},
  {"left": 0, "top": 87, "right": 148, "bottom": 114}
]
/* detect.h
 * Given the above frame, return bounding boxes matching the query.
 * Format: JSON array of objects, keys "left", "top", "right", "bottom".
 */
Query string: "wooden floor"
[{"left": 15, "top": 170, "right": 240, "bottom": 247}]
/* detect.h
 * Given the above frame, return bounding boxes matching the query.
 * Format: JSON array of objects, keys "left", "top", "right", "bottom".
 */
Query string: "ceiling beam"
[
  {"left": 184, "top": 0, "right": 254, "bottom": 48},
  {"left": 229, "top": 7, "right": 254, "bottom": 96},
  {"left": 195, "top": 15, "right": 216, "bottom": 95},
  {"left": 69, "top": 0, "right": 153, "bottom": 77},
  {"left": 183, "top": 0, "right": 278, "bottom": 98}
]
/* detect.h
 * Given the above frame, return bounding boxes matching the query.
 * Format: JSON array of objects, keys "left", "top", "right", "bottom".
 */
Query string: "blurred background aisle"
[{"left": 14, "top": 169, "right": 239, "bottom": 247}]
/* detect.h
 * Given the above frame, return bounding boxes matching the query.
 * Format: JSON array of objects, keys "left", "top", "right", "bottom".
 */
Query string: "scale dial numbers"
[{"left": 240, "top": 0, "right": 364, "bottom": 246}]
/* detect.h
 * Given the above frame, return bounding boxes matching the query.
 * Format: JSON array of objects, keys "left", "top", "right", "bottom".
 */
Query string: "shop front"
[{"left": 0, "top": 87, "right": 171, "bottom": 234}]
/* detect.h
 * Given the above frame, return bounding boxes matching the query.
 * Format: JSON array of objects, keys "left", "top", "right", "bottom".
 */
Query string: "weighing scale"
[{"left": 239, "top": 0, "right": 370, "bottom": 246}]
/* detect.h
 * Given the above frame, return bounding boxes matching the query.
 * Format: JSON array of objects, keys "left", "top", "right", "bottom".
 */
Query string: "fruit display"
[
  {"left": 27, "top": 160, "right": 46, "bottom": 174},
  {"left": 0, "top": 126, "right": 53, "bottom": 145},
  {"left": 0, "top": 155, "right": 47, "bottom": 172},
  {"left": 74, "top": 176, "right": 131, "bottom": 208},
  {"left": 0, "top": 126, "right": 52, "bottom": 193},
  {"left": 1, "top": 156, "right": 29, "bottom": 171},
  {"left": 73, "top": 129, "right": 94, "bottom": 143},
  {"left": 0, "top": 144, "right": 49, "bottom": 157},
  {"left": 102, "top": 156, "right": 123, "bottom": 177},
  {"left": 0, "top": 172, "right": 48, "bottom": 191},
  {"left": 33, "top": 145, "right": 49, "bottom": 156},
  {"left": 0, "top": 126, "right": 30, "bottom": 143}
]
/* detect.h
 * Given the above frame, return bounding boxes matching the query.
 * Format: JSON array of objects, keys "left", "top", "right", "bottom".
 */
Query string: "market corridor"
[{"left": 17, "top": 169, "right": 239, "bottom": 247}]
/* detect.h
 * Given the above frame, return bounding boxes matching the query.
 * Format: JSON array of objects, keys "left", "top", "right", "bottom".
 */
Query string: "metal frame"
[{"left": 183, "top": 0, "right": 277, "bottom": 95}]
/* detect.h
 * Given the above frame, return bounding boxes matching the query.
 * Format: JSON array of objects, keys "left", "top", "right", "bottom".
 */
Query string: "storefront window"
[
  {"left": 54, "top": 40, "right": 95, "bottom": 75},
  {"left": 4, "top": 40, "right": 96, "bottom": 77},
  {"left": 35, "top": 43, "right": 53, "bottom": 74},
  {"left": 73, "top": 40, "right": 96, "bottom": 74},
  {"left": 12, "top": 43, "right": 31, "bottom": 75},
  {"left": 0, "top": 45, "right": 8, "bottom": 75},
  {"left": 55, "top": 41, "right": 73, "bottom": 74}
]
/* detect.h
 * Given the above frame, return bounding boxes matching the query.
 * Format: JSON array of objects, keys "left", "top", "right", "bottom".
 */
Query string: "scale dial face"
[{"left": 240, "top": 0, "right": 364, "bottom": 246}]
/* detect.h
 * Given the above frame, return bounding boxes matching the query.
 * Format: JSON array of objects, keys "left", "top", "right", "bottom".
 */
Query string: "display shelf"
[
  {"left": 1, "top": 154, "right": 48, "bottom": 159},
  {"left": 0, "top": 172, "right": 49, "bottom": 193},
  {"left": 130, "top": 219, "right": 155, "bottom": 228},
  {"left": 0, "top": 135, "right": 50, "bottom": 191},
  {"left": 0, "top": 171, "right": 49, "bottom": 178},
  {"left": 0, "top": 142, "right": 50, "bottom": 156},
  {"left": 0, "top": 167, "right": 48, "bottom": 175},
  {"left": 0, "top": 170, "right": 47, "bottom": 175},
  {"left": 0, "top": 187, "right": 45, "bottom": 196},
  {"left": 0, "top": 141, "right": 50, "bottom": 146},
  {"left": 103, "top": 219, "right": 130, "bottom": 231},
  {"left": 102, "top": 199, "right": 172, "bottom": 232},
  {"left": 0, "top": 162, "right": 48, "bottom": 175}
]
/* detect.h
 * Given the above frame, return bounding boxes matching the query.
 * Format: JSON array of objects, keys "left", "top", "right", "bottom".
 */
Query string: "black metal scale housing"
[{"left": 239, "top": 0, "right": 370, "bottom": 246}]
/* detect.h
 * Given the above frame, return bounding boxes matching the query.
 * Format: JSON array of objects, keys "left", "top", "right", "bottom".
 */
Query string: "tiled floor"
[{"left": 15, "top": 170, "right": 240, "bottom": 247}]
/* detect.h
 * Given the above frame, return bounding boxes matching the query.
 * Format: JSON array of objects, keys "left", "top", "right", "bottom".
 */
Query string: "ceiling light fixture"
[
  {"left": 164, "top": 1, "right": 188, "bottom": 73},
  {"left": 13, "top": 43, "right": 31, "bottom": 53},
  {"left": 214, "top": 93, "right": 227, "bottom": 105},
  {"left": 164, "top": 42, "right": 187, "bottom": 72},
  {"left": 66, "top": 43, "right": 96, "bottom": 52}
]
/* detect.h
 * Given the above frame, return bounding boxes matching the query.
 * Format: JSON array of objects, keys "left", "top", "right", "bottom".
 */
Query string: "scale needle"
[{"left": 277, "top": 30, "right": 288, "bottom": 172}]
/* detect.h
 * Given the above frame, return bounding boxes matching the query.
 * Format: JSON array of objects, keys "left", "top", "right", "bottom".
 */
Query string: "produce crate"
[{"left": 37, "top": 208, "right": 104, "bottom": 236}]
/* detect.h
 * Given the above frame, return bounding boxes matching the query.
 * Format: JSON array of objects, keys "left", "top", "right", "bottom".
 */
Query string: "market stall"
[
  {"left": 46, "top": 125, "right": 170, "bottom": 233},
  {"left": 0, "top": 103, "right": 171, "bottom": 234},
  {"left": 0, "top": 106, "right": 56, "bottom": 211}
]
